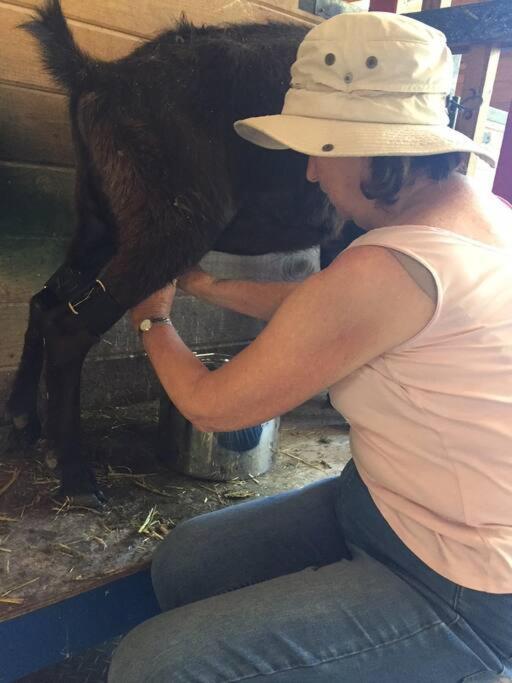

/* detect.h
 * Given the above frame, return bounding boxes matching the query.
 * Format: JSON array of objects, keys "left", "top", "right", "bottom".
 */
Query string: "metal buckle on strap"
[{"left": 68, "top": 279, "right": 107, "bottom": 315}]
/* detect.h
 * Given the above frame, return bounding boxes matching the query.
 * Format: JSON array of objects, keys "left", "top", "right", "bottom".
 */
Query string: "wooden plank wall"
[{"left": 0, "top": 0, "right": 318, "bottom": 413}]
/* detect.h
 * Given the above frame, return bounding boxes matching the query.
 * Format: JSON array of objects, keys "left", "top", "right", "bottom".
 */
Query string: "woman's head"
[
  {"left": 306, "top": 151, "right": 463, "bottom": 227},
  {"left": 234, "top": 12, "right": 494, "bottom": 168}
]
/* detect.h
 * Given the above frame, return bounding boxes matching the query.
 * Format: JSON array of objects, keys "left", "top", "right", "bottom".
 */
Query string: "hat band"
[{"left": 282, "top": 89, "right": 450, "bottom": 127}]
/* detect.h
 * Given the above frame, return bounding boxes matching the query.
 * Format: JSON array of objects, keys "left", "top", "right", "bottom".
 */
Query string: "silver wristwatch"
[{"left": 138, "top": 316, "right": 172, "bottom": 334}]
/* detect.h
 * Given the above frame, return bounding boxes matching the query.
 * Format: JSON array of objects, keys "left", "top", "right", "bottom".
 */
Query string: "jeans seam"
[
  {"left": 344, "top": 460, "right": 357, "bottom": 486},
  {"left": 460, "top": 664, "right": 507, "bottom": 682},
  {"left": 221, "top": 615, "right": 461, "bottom": 683},
  {"left": 337, "top": 460, "right": 356, "bottom": 512},
  {"left": 453, "top": 585, "right": 462, "bottom": 611}
]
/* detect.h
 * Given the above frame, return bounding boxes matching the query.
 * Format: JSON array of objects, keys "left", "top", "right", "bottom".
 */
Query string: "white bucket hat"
[{"left": 234, "top": 12, "right": 495, "bottom": 167}]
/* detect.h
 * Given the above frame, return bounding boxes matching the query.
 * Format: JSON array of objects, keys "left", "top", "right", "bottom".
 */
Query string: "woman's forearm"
[{"left": 180, "top": 271, "right": 301, "bottom": 321}]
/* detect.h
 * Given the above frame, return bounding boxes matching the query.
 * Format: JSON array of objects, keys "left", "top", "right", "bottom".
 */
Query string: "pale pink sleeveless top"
[{"left": 329, "top": 223, "right": 512, "bottom": 593}]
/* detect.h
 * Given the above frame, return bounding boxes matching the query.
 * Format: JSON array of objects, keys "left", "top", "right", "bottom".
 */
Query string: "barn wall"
[{"left": 0, "top": 0, "right": 318, "bottom": 414}]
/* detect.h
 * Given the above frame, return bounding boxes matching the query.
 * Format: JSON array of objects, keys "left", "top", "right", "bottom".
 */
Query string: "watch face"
[{"left": 140, "top": 319, "right": 152, "bottom": 332}]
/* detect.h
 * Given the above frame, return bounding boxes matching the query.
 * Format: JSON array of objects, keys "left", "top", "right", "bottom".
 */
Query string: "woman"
[{"left": 109, "top": 11, "right": 512, "bottom": 683}]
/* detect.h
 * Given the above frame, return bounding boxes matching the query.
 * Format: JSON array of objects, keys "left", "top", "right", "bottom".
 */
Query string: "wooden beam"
[
  {"left": 407, "top": 0, "right": 512, "bottom": 50},
  {"left": 0, "top": 565, "right": 159, "bottom": 681},
  {"left": 455, "top": 44, "right": 501, "bottom": 175},
  {"left": 304, "top": 1, "right": 512, "bottom": 48},
  {"left": 307, "top": 0, "right": 512, "bottom": 44},
  {"left": 493, "top": 111, "right": 512, "bottom": 203}
]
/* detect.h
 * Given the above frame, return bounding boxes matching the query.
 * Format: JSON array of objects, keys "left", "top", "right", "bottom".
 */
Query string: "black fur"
[{"left": 20, "top": 0, "right": 95, "bottom": 91}]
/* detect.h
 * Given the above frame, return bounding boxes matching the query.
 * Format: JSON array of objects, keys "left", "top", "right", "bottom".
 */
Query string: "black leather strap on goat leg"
[
  {"left": 44, "top": 263, "right": 98, "bottom": 302},
  {"left": 67, "top": 279, "right": 126, "bottom": 336},
  {"left": 42, "top": 263, "right": 125, "bottom": 336}
]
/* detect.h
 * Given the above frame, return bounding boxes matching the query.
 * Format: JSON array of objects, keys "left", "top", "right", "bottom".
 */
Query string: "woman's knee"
[
  {"left": 151, "top": 480, "right": 346, "bottom": 611},
  {"left": 108, "top": 611, "right": 191, "bottom": 683},
  {"left": 109, "top": 585, "right": 254, "bottom": 683},
  {"left": 151, "top": 514, "right": 214, "bottom": 609},
  {"left": 108, "top": 622, "right": 149, "bottom": 683},
  {"left": 151, "top": 506, "right": 245, "bottom": 610}
]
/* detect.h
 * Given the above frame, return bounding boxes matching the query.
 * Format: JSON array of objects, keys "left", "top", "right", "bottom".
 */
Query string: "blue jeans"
[{"left": 109, "top": 460, "right": 512, "bottom": 682}]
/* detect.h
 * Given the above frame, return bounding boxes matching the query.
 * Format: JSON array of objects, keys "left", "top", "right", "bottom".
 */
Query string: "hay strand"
[{"left": 0, "top": 470, "right": 20, "bottom": 497}]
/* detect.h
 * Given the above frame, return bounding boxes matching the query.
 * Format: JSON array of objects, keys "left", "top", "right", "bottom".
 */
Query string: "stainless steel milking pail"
[{"left": 158, "top": 353, "right": 280, "bottom": 481}]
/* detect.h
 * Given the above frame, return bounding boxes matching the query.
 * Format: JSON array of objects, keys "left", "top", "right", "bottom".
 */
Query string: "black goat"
[{"left": 7, "top": 0, "right": 353, "bottom": 506}]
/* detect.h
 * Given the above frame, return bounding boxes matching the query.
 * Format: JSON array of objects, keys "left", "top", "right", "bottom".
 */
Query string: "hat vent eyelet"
[
  {"left": 325, "top": 53, "right": 336, "bottom": 66},
  {"left": 322, "top": 144, "right": 334, "bottom": 152},
  {"left": 366, "top": 56, "right": 378, "bottom": 69}
]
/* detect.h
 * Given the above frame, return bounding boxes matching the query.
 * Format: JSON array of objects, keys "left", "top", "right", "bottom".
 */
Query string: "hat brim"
[{"left": 234, "top": 115, "right": 496, "bottom": 168}]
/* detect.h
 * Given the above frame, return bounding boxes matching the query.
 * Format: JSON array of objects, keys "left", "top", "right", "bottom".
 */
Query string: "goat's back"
[{"left": 94, "top": 21, "right": 309, "bottom": 190}]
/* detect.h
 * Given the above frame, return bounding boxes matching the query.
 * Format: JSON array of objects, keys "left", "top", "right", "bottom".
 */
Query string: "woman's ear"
[{"left": 306, "top": 156, "right": 318, "bottom": 183}]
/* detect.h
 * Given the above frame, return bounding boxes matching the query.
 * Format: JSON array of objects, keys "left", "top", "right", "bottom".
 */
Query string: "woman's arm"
[
  {"left": 142, "top": 245, "right": 435, "bottom": 432},
  {"left": 178, "top": 267, "right": 300, "bottom": 321}
]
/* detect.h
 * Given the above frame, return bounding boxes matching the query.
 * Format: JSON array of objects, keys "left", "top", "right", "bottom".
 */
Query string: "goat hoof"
[
  {"left": 5, "top": 413, "right": 41, "bottom": 452},
  {"left": 32, "top": 438, "right": 59, "bottom": 469},
  {"left": 44, "top": 451, "right": 59, "bottom": 470},
  {"left": 55, "top": 486, "right": 108, "bottom": 510},
  {"left": 59, "top": 465, "right": 107, "bottom": 508},
  {"left": 65, "top": 490, "right": 108, "bottom": 509}
]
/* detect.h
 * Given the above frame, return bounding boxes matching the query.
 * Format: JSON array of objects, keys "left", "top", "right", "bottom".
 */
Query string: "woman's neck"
[
  {"left": 362, "top": 172, "right": 467, "bottom": 231},
  {"left": 359, "top": 173, "right": 512, "bottom": 250}
]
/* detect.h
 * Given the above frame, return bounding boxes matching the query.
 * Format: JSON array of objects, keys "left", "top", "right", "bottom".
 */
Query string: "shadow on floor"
[{"left": 18, "top": 638, "right": 120, "bottom": 683}]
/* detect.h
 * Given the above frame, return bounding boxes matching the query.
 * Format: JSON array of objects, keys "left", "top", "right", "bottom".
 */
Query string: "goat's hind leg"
[
  {"left": 5, "top": 286, "right": 59, "bottom": 451},
  {"left": 6, "top": 260, "right": 106, "bottom": 452}
]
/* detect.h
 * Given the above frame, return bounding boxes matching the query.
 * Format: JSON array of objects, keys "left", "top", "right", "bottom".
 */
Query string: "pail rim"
[{"left": 195, "top": 352, "right": 232, "bottom": 370}]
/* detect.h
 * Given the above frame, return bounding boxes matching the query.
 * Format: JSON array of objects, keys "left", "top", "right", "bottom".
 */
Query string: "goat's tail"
[{"left": 21, "top": 0, "right": 95, "bottom": 92}]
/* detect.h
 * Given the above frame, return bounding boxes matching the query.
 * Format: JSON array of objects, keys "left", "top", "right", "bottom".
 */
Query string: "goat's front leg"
[
  {"left": 41, "top": 300, "right": 104, "bottom": 505},
  {"left": 37, "top": 248, "right": 199, "bottom": 505},
  {"left": 37, "top": 230, "right": 202, "bottom": 505},
  {"left": 44, "top": 318, "right": 102, "bottom": 504},
  {"left": 14, "top": 261, "right": 116, "bottom": 505}
]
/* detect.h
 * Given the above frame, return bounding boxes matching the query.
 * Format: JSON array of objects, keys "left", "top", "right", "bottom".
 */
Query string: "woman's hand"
[
  {"left": 177, "top": 266, "right": 217, "bottom": 297},
  {"left": 130, "top": 280, "right": 177, "bottom": 331}
]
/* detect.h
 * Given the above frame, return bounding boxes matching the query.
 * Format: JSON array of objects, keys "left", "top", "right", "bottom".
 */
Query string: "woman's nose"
[{"left": 306, "top": 157, "right": 318, "bottom": 183}]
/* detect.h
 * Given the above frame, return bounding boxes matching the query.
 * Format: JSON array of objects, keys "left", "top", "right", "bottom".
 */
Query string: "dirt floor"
[{"left": 0, "top": 393, "right": 351, "bottom": 622}]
